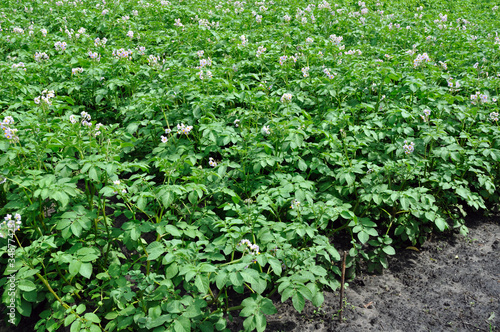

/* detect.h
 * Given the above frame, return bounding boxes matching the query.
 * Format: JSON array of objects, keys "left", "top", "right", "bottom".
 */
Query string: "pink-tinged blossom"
[{"left": 403, "top": 140, "right": 415, "bottom": 154}]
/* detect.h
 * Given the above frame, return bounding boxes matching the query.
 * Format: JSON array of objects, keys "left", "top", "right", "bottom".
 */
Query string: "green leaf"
[
  {"left": 298, "top": 159, "right": 307, "bottom": 171},
  {"left": 166, "top": 263, "right": 179, "bottom": 279},
  {"left": 161, "top": 191, "right": 174, "bottom": 208},
  {"left": 70, "top": 320, "right": 82, "bottom": 332},
  {"left": 194, "top": 274, "right": 209, "bottom": 294},
  {"left": 435, "top": 217, "right": 447, "bottom": 232},
  {"left": 76, "top": 304, "right": 86, "bottom": 315},
  {"left": 188, "top": 191, "right": 198, "bottom": 205},
  {"left": 259, "top": 297, "right": 277, "bottom": 315},
  {"left": 243, "top": 316, "right": 256, "bottom": 331},
  {"left": 382, "top": 246, "right": 396, "bottom": 255},
  {"left": 268, "top": 257, "right": 282, "bottom": 276},
  {"left": 79, "top": 262, "right": 93, "bottom": 279},
  {"left": 229, "top": 272, "right": 244, "bottom": 287},
  {"left": 174, "top": 315, "right": 191, "bottom": 332},
  {"left": 70, "top": 221, "right": 83, "bottom": 237},
  {"left": 164, "top": 225, "right": 182, "bottom": 237},
  {"left": 255, "top": 312, "right": 266, "bottom": 332},
  {"left": 64, "top": 314, "right": 77, "bottom": 327},
  {"left": 69, "top": 260, "right": 82, "bottom": 277},
  {"left": 147, "top": 242, "right": 165, "bottom": 261},
  {"left": 89, "top": 324, "right": 102, "bottom": 332},
  {"left": 292, "top": 292, "right": 305, "bottom": 312},
  {"left": 89, "top": 167, "right": 98, "bottom": 182},
  {"left": 311, "top": 290, "right": 324, "bottom": 307},
  {"left": 18, "top": 279, "right": 36, "bottom": 292},
  {"left": 104, "top": 312, "right": 118, "bottom": 320},
  {"left": 340, "top": 210, "right": 354, "bottom": 220},
  {"left": 358, "top": 231, "right": 370, "bottom": 244},
  {"left": 84, "top": 313, "right": 101, "bottom": 323},
  {"left": 400, "top": 197, "right": 409, "bottom": 210},
  {"left": 146, "top": 315, "right": 170, "bottom": 329}
]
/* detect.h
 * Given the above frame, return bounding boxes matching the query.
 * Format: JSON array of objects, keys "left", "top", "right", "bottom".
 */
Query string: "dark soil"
[{"left": 229, "top": 214, "right": 500, "bottom": 332}]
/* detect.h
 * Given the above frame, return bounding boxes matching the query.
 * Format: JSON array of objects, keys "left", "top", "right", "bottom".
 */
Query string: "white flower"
[
  {"left": 301, "top": 67, "right": 309, "bottom": 77},
  {"left": 161, "top": 135, "right": 168, "bottom": 143},
  {"left": 280, "top": 93, "right": 293, "bottom": 103},
  {"left": 208, "top": 157, "right": 217, "bottom": 167},
  {"left": 261, "top": 125, "right": 270, "bottom": 135}
]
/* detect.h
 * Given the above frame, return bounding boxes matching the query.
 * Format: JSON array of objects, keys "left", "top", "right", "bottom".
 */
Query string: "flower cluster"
[
  {"left": 72, "top": 67, "right": 83, "bottom": 75},
  {"left": 234, "top": 119, "right": 240, "bottom": 127},
  {"left": 80, "top": 111, "right": 92, "bottom": 127},
  {"left": 197, "top": 50, "right": 204, "bottom": 58},
  {"left": 40, "top": 28, "right": 47, "bottom": 37},
  {"left": 147, "top": 55, "right": 162, "bottom": 67},
  {"left": 174, "top": 18, "right": 184, "bottom": 27},
  {"left": 160, "top": 128, "right": 172, "bottom": 143},
  {"left": 208, "top": 157, "right": 217, "bottom": 167},
  {"left": 12, "top": 62, "right": 26, "bottom": 71},
  {"left": 413, "top": 53, "right": 431, "bottom": 67},
  {"left": 54, "top": 41, "right": 67, "bottom": 51},
  {"left": 88, "top": 51, "right": 101, "bottom": 61},
  {"left": 470, "top": 92, "right": 488, "bottom": 105},
  {"left": 290, "top": 199, "right": 300, "bottom": 209},
  {"left": 177, "top": 123, "right": 193, "bottom": 135},
  {"left": 329, "top": 34, "right": 344, "bottom": 46},
  {"left": 94, "top": 37, "right": 107, "bottom": 47},
  {"left": 421, "top": 109, "right": 431, "bottom": 122},
  {"left": 447, "top": 78, "right": 461, "bottom": 90},
  {"left": 0, "top": 214, "right": 22, "bottom": 238},
  {"left": 112, "top": 180, "right": 127, "bottom": 194},
  {"left": 2, "top": 116, "right": 18, "bottom": 141},
  {"left": 197, "top": 70, "right": 213, "bottom": 80},
  {"left": 112, "top": 48, "right": 133, "bottom": 60},
  {"left": 301, "top": 66, "right": 310, "bottom": 77},
  {"left": 34, "top": 52, "right": 49, "bottom": 62},
  {"left": 136, "top": 46, "right": 146, "bottom": 56},
  {"left": 198, "top": 57, "right": 212, "bottom": 68},
  {"left": 345, "top": 49, "right": 362, "bottom": 55},
  {"left": 403, "top": 140, "right": 415, "bottom": 155},
  {"left": 238, "top": 239, "right": 260, "bottom": 255},
  {"left": 489, "top": 112, "right": 499, "bottom": 122},
  {"left": 240, "top": 35, "right": 247, "bottom": 46},
  {"left": 126, "top": 30, "right": 134, "bottom": 39},
  {"left": 280, "top": 93, "right": 293, "bottom": 103},
  {"left": 94, "top": 123, "right": 104, "bottom": 136},
  {"left": 75, "top": 27, "right": 87, "bottom": 39},
  {"left": 34, "top": 90, "right": 55, "bottom": 107},
  {"left": 323, "top": 67, "right": 336, "bottom": 79},
  {"left": 256, "top": 45, "right": 266, "bottom": 57},
  {"left": 279, "top": 55, "right": 287, "bottom": 66}
]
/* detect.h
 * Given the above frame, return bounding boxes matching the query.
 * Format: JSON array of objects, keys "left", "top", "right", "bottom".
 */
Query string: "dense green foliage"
[{"left": 1, "top": 0, "right": 499, "bottom": 330}]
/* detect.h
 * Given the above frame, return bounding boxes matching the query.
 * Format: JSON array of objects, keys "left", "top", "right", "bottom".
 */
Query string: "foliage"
[{"left": 1, "top": 0, "right": 499, "bottom": 331}]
